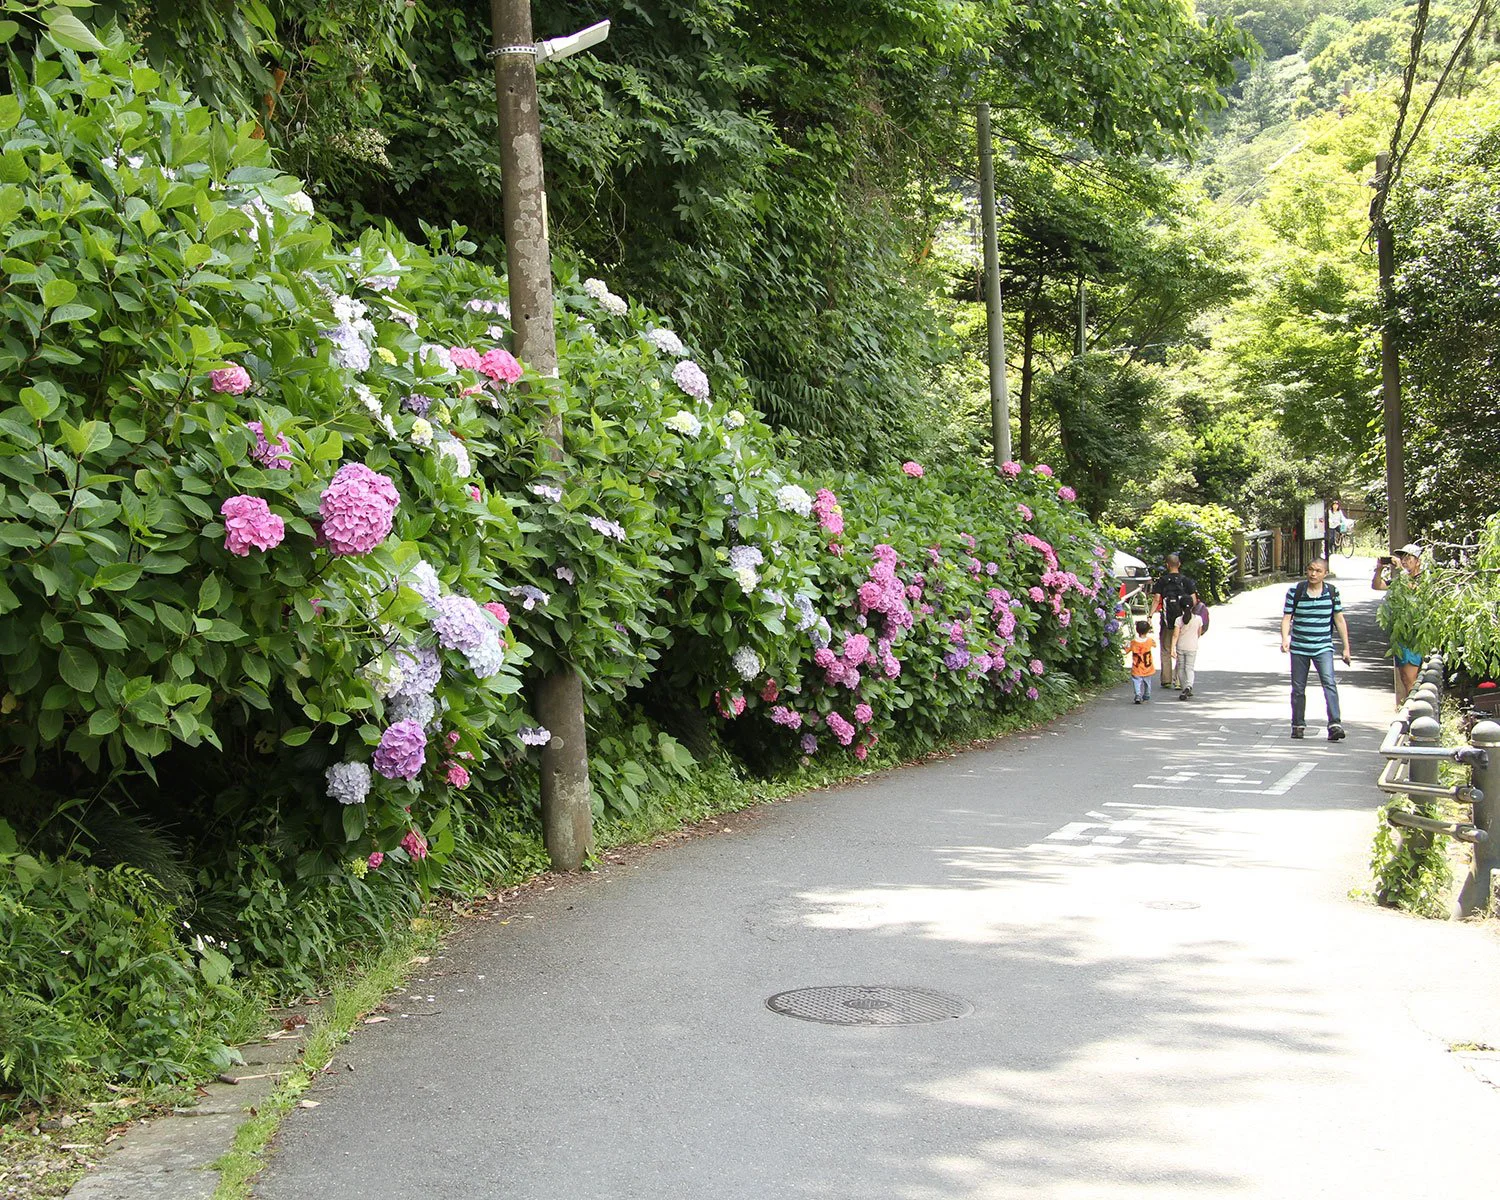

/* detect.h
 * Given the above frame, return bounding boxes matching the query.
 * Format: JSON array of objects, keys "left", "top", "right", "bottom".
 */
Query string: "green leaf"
[
  {"left": 281, "top": 726, "right": 312, "bottom": 746},
  {"left": 42, "top": 7, "right": 106, "bottom": 52},
  {"left": 92, "top": 562, "right": 142, "bottom": 591},
  {"left": 19, "top": 387, "right": 58, "bottom": 420},
  {"left": 49, "top": 303, "right": 97, "bottom": 325},
  {"left": 88, "top": 710, "right": 119, "bottom": 735},
  {"left": 42, "top": 279, "right": 76, "bottom": 308},
  {"left": 58, "top": 644, "right": 98, "bottom": 693},
  {"left": 341, "top": 804, "right": 367, "bottom": 842}
]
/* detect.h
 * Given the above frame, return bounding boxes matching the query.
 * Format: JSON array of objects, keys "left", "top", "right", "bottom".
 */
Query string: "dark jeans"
[{"left": 1290, "top": 650, "right": 1341, "bottom": 728}]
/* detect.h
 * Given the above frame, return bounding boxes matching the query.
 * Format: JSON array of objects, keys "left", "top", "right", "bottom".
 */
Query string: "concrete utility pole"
[
  {"left": 490, "top": 0, "right": 596, "bottom": 870},
  {"left": 976, "top": 103, "right": 1011, "bottom": 466},
  {"left": 1373, "top": 151, "right": 1408, "bottom": 551},
  {"left": 1075, "top": 279, "right": 1086, "bottom": 358}
]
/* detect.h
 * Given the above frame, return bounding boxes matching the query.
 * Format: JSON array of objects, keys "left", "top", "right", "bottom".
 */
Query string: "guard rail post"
[
  {"left": 1407, "top": 714, "right": 1441, "bottom": 866},
  {"left": 1463, "top": 721, "right": 1500, "bottom": 915}
]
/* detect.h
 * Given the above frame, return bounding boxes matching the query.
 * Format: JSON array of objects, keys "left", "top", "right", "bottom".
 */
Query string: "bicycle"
[{"left": 1328, "top": 520, "right": 1355, "bottom": 558}]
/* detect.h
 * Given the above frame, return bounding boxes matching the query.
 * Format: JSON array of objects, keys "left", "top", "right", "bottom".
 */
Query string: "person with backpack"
[
  {"left": 1280, "top": 557, "right": 1351, "bottom": 741},
  {"left": 1150, "top": 553, "right": 1199, "bottom": 690}
]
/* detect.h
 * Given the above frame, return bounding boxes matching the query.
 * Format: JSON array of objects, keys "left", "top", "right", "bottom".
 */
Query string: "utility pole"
[
  {"left": 1372, "top": 151, "right": 1408, "bottom": 551},
  {"left": 1075, "top": 279, "right": 1087, "bottom": 358},
  {"left": 490, "top": 0, "right": 598, "bottom": 870},
  {"left": 977, "top": 103, "right": 1011, "bottom": 466}
]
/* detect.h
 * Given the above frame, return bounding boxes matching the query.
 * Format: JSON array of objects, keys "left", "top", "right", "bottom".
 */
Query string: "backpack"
[
  {"left": 1193, "top": 601, "right": 1210, "bottom": 635},
  {"left": 1289, "top": 580, "right": 1339, "bottom": 635}
]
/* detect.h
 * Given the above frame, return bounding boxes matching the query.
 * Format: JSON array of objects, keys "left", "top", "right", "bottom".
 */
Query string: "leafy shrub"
[
  {"left": 1108, "top": 500, "right": 1240, "bottom": 604},
  {"left": 0, "top": 821, "right": 243, "bottom": 1109}
]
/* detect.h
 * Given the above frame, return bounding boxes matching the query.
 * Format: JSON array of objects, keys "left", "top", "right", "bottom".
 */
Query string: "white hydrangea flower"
[
  {"left": 734, "top": 566, "right": 759, "bottom": 593},
  {"left": 723, "top": 409, "right": 746, "bottom": 429},
  {"left": 285, "top": 190, "right": 315, "bottom": 214},
  {"left": 582, "top": 278, "right": 610, "bottom": 300},
  {"left": 646, "top": 327, "right": 688, "bottom": 356},
  {"left": 774, "top": 484, "right": 813, "bottom": 517},
  {"left": 325, "top": 761, "right": 372, "bottom": 805},
  {"left": 437, "top": 438, "right": 472, "bottom": 476},
  {"left": 599, "top": 291, "right": 628, "bottom": 316},
  {"left": 410, "top": 418, "right": 434, "bottom": 447},
  {"left": 332, "top": 295, "right": 368, "bottom": 326},
  {"left": 665, "top": 411, "right": 702, "bottom": 437},
  {"left": 419, "top": 343, "right": 455, "bottom": 372},
  {"left": 731, "top": 646, "right": 762, "bottom": 680},
  {"left": 406, "top": 560, "right": 444, "bottom": 605}
]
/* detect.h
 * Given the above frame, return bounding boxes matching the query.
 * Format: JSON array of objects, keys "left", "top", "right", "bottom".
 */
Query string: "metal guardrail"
[
  {"left": 1376, "top": 653, "right": 1500, "bottom": 915},
  {"left": 1245, "top": 530, "right": 1275, "bottom": 580}
]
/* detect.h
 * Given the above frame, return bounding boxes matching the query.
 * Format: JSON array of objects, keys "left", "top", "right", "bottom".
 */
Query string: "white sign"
[{"left": 1304, "top": 500, "right": 1326, "bottom": 540}]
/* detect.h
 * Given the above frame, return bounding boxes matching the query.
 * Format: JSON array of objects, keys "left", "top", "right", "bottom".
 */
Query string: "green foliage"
[
  {"left": 1370, "top": 802, "right": 1452, "bottom": 917},
  {"left": 0, "top": 820, "right": 244, "bottom": 1110},
  {"left": 1041, "top": 355, "right": 1161, "bottom": 518},
  {"left": 1382, "top": 515, "right": 1500, "bottom": 678},
  {"left": 1109, "top": 501, "right": 1241, "bottom": 605}
]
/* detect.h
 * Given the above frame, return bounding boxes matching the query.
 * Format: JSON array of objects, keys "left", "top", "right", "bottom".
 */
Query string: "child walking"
[
  {"left": 1128, "top": 619, "right": 1156, "bottom": 704},
  {"left": 1174, "top": 604, "right": 1204, "bottom": 699}
]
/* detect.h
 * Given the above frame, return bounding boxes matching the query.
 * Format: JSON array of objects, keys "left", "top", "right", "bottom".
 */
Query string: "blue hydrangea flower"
[{"left": 430, "top": 594, "right": 489, "bottom": 653}]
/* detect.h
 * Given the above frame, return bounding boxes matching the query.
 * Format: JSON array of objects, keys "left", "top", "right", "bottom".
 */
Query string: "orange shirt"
[{"left": 1128, "top": 635, "right": 1156, "bottom": 678}]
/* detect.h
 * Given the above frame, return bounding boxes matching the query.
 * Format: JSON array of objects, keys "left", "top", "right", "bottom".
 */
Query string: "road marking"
[
  {"left": 1134, "top": 760, "right": 1316, "bottom": 795},
  {"left": 1263, "top": 760, "right": 1318, "bottom": 795}
]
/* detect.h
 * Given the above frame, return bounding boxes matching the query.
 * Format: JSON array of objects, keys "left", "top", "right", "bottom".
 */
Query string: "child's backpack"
[{"left": 1194, "top": 601, "right": 1210, "bottom": 635}]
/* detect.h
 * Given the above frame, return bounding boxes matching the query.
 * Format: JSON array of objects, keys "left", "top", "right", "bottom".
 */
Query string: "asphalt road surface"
[{"left": 256, "top": 559, "right": 1500, "bottom": 1199}]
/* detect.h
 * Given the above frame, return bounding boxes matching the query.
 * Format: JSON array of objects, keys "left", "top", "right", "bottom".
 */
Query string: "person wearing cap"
[{"left": 1373, "top": 543, "right": 1424, "bottom": 703}]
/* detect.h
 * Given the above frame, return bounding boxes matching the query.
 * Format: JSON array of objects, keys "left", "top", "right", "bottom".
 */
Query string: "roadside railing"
[
  {"left": 1377, "top": 653, "right": 1500, "bottom": 915},
  {"left": 1245, "top": 530, "right": 1275, "bottom": 580}
]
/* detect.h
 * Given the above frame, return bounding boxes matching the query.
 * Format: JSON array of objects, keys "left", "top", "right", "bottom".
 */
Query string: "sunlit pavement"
[{"left": 255, "top": 555, "right": 1500, "bottom": 1199}]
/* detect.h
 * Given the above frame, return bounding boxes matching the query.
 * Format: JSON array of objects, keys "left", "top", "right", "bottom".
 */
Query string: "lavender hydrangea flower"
[
  {"left": 325, "top": 322, "right": 371, "bottom": 371},
  {"left": 386, "top": 692, "right": 436, "bottom": 728},
  {"left": 672, "top": 360, "right": 710, "bottom": 401},
  {"left": 326, "top": 761, "right": 371, "bottom": 805},
  {"left": 373, "top": 720, "right": 427, "bottom": 781},
  {"left": 401, "top": 394, "right": 432, "bottom": 417},
  {"left": 529, "top": 483, "right": 563, "bottom": 503},
  {"left": 588, "top": 515, "right": 627, "bottom": 541},
  {"left": 430, "top": 594, "right": 490, "bottom": 653},
  {"left": 799, "top": 733, "right": 818, "bottom": 756},
  {"left": 519, "top": 725, "right": 552, "bottom": 747},
  {"left": 391, "top": 644, "right": 441, "bottom": 698},
  {"left": 555, "top": 566, "right": 576, "bottom": 584},
  {"left": 728, "top": 545, "right": 764, "bottom": 571},
  {"left": 510, "top": 585, "right": 550, "bottom": 611},
  {"left": 406, "top": 561, "right": 443, "bottom": 606},
  {"left": 465, "top": 630, "right": 506, "bottom": 679}
]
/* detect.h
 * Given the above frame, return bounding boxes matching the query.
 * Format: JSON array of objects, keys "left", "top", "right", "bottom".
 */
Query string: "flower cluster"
[
  {"left": 211, "top": 364, "right": 251, "bottom": 394},
  {"left": 665, "top": 411, "right": 702, "bottom": 437},
  {"left": 325, "top": 761, "right": 371, "bottom": 805},
  {"left": 813, "top": 488, "right": 844, "bottom": 537},
  {"left": 901, "top": 461, "right": 924, "bottom": 478},
  {"left": 583, "top": 277, "right": 629, "bottom": 316},
  {"left": 646, "top": 327, "right": 688, "bottom": 356},
  {"left": 319, "top": 463, "right": 398, "bottom": 556},
  {"left": 775, "top": 485, "right": 813, "bottom": 517},
  {"left": 247, "top": 421, "right": 293, "bottom": 470},
  {"left": 373, "top": 719, "right": 427, "bottom": 780},
  {"left": 220, "top": 494, "right": 285, "bottom": 556},
  {"left": 671, "top": 360, "right": 710, "bottom": 401}
]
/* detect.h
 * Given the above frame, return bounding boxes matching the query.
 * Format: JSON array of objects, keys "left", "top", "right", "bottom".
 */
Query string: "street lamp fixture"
[{"left": 489, "top": 19, "right": 610, "bottom": 64}]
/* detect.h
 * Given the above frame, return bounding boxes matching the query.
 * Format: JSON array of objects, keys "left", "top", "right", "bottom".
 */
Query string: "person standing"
[
  {"left": 1127, "top": 619, "right": 1156, "bottom": 704},
  {"left": 1372, "top": 542, "right": 1424, "bottom": 704},
  {"left": 1151, "top": 553, "right": 1198, "bottom": 689},
  {"left": 1280, "top": 557, "right": 1351, "bottom": 741},
  {"left": 1174, "top": 605, "right": 1204, "bottom": 700}
]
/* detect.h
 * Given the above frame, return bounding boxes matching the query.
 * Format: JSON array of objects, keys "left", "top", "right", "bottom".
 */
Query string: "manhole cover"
[
  {"left": 1143, "top": 900, "right": 1201, "bottom": 910},
  {"left": 766, "top": 985, "right": 973, "bottom": 1026}
]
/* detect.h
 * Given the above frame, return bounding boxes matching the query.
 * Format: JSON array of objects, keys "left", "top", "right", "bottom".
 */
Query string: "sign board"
[{"left": 1303, "top": 500, "right": 1326, "bottom": 540}]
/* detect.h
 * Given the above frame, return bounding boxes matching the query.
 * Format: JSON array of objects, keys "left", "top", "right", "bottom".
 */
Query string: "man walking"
[
  {"left": 1280, "top": 557, "right": 1351, "bottom": 741},
  {"left": 1151, "top": 554, "right": 1198, "bottom": 690}
]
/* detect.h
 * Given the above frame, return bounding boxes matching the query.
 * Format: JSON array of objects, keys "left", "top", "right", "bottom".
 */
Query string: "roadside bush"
[
  {"left": 0, "top": 821, "right": 245, "bottom": 1110},
  {"left": 1108, "top": 500, "right": 1240, "bottom": 604}
]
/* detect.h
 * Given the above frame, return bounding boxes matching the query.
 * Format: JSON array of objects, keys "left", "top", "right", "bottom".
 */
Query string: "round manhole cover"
[
  {"left": 1143, "top": 900, "right": 1201, "bottom": 910},
  {"left": 766, "top": 985, "right": 973, "bottom": 1026}
]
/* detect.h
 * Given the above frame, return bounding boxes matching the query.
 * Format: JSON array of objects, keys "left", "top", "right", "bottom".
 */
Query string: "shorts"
[{"left": 1393, "top": 645, "right": 1422, "bottom": 667}]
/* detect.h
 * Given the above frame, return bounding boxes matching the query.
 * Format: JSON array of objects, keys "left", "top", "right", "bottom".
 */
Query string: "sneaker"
[
  {"left": 1180, "top": 688, "right": 1193, "bottom": 699},
  {"left": 1133, "top": 696, "right": 1142, "bottom": 705},
  {"left": 1291, "top": 726, "right": 1306, "bottom": 739},
  {"left": 1328, "top": 724, "right": 1346, "bottom": 742}
]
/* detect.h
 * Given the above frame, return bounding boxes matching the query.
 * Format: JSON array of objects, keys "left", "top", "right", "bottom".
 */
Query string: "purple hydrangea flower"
[
  {"left": 391, "top": 645, "right": 441, "bottom": 698},
  {"left": 671, "top": 360, "right": 710, "bottom": 401},
  {"left": 406, "top": 561, "right": 443, "bottom": 606},
  {"left": 519, "top": 725, "right": 552, "bottom": 747},
  {"left": 401, "top": 394, "right": 432, "bottom": 417},
  {"left": 373, "top": 720, "right": 426, "bottom": 780},
  {"left": 588, "top": 515, "right": 627, "bottom": 541},
  {"left": 430, "top": 594, "right": 490, "bottom": 653},
  {"left": 799, "top": 733, "right": 818, "bottom": 756}
]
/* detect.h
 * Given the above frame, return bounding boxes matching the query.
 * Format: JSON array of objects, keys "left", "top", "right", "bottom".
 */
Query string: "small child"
[
  {"left": 1174, "top": 604, "right": 1204, "bottom": 699},
  {"left": 1127, "top": 619, "right": 1156, "bottom": 704}
]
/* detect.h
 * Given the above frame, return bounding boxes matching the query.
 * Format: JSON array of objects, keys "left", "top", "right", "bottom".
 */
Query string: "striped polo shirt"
[{"left": 1283, "top": 583, "right": 1341, "bottom": 655}]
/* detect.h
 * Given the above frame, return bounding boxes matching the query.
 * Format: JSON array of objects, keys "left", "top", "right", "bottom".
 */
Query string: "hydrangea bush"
[{"left": 0, "top": 42, "right": 1127, "bottom": 1017}]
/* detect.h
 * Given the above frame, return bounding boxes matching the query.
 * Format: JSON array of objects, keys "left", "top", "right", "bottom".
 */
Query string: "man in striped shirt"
[{"left": 1280, "top": 558, "right": 1352, "bottom": 741}]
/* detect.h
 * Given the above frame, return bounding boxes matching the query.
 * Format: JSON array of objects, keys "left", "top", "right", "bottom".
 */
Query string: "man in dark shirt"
[{"left": 1151, "top": 554, "right": 1198, "bottom": 690}]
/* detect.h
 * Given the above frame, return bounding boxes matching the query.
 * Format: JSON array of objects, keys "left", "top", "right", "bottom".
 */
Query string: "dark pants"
[{"left": 1291, "top": 650, "right": 1341, "bottom": 728}]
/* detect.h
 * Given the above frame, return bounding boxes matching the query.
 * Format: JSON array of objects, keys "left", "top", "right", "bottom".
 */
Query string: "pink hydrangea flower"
[
  {"left": 319, "top": 463, "right": 399, "bottom": 556},
  {"left": 374, "top": 719, "right": 426, "bottom": 780},
  {"left": 449, "top": 346, "right": 482, "bottom": 371},
  {"left": 1028, "top": 586, "right": 1045, "bottom": 603},
  {"left": 1029, "top": 659, "right": 1045, "bottom": 675},
  {"left": 247, "top": 421, "right": 293, "bottom": 470},
  {"left": 478, "top": 347, "right": 522, "bottom": 385},
  {"left": 854, "top": 744, "right": 869, "bottom": 761},
  {"left": 367, "top": 851, "right": 384, "bottom": 870},
  {"left": 770, "top": 705, "right": 803, "bottom": 728},
  {"left": 827, "top": 711, "right": 855, "bottom": 746},
  {"left": 210, "top": 363, "right": 251, "bottom": 394},
  {"left": 1026, "top": 686, "right": 1040, "bottom": 700},
  {"left": 854, "top": 703, "right": 873, "bottom": 724},
  {"left": 468, "top": 486, "right": 482, "bottom": 502},
  {"left": 220, "top": 495, "right": 285, "bottom": 556},
  {"left": 1000, "top": 460, "right": 1022, "bottom": 477},
  {"left": 400, "top": 830, "right": 429, "bottom": 860},
  {"left": 483, "top": 601, "right": 511, "bottom": 628},
  {"left": 1018, "top": 503, "right": 1033, "bottom": 521},
  {"left": 760, "top": 679, "right": 780, "bottom": 702},
  {"left": 1035, "top": 463, "right": 1054, "bottom": 477},
  {"left": 1058, "top": 485, "right": 1076, "bottom": 502},
  {"left": 446, "top": 764, "right": 471, "bottom": 788},
  {"left": 901, "top": 461, "right": 924, "bottom": 478}
]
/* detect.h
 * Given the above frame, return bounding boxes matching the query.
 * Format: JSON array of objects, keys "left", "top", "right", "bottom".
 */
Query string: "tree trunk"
[{"left": 1018, "top": 306, "right": 1037, "bottom": 463}]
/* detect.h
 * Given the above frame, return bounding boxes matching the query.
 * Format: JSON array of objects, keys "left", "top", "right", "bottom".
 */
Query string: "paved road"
[{"left": 257, "top": 558, "right": 1500, "bottom": 1199}]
